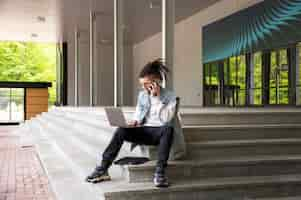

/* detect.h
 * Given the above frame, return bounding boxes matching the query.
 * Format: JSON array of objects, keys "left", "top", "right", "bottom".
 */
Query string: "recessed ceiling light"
[
  {"left": 37, "top": 16, "right": 46, "bottom": 22},
  {"left": 31, "top": 33, "right": 38, "bottom": 38}
]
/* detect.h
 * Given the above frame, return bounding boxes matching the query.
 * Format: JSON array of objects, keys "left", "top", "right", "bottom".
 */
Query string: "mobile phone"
[{"left": 153, "top": 80, "right": 162, "bottom": 87}]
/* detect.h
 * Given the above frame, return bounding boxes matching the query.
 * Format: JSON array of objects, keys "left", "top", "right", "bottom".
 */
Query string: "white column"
[
  {"left": 74, "top": 28, "right": 79, "bottom": 106},
  {"left": 114, "top": 0, "right": 124, "bottom": 107},
  {"left": 89, "top": 11, "right": 96, "bottom": 106},
  {"left": 162, "top": 0, "right": 175, "bottom": 90}
]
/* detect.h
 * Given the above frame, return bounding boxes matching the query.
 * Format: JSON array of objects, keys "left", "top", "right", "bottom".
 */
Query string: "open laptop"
[{"left": 104, "top": 107, "right": 132, "bottom": 128}]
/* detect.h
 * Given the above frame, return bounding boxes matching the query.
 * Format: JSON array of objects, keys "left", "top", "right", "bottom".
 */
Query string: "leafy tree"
[{"left": 0, "top": 41, "right": 56, "bottom": 104}]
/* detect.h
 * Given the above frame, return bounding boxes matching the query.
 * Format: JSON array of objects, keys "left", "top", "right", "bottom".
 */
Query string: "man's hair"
[{"left": 139, "top": 58, "right": 169, "bottom": 80}]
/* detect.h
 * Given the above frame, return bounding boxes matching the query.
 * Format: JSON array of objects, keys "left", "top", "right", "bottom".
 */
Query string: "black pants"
[{"left": 101, "top": 126, "right": 174, "bottom": 173}]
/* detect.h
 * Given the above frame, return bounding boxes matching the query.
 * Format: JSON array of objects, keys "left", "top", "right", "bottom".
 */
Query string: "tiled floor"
[{"left": 0, "top": 126, "right": 55, "bottom": 200}]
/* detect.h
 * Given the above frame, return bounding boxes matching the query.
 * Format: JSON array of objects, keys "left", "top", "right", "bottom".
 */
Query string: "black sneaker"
[
  {"left": 86, "top": 167, "right": 111, "bottom": 183},
  {"left": 153, "top": 173, "right": 169, "bottom": 188}
]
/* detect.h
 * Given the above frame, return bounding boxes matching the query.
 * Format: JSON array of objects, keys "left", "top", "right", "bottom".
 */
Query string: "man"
[{"left": 86, "top": 59, "right": 184, "bottom": 187}]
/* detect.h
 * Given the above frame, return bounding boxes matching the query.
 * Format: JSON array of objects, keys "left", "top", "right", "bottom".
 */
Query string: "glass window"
[
  {"left": 297, "top": 43, "right": 301, "bottom": 105},
  {"left": 252, "top": 52, "right": 262, "bottom": 105},
  {"left": 0, "top": 88, "right": 24, "bottom": 122},
  {"left": 270, "top": 49, "right": 289, "bottom": 104},
  {"left": 237, "top": 55, "right": 246, "bottom": 105},
  {"left": 0, "top": 88, "right": 10, "bottom": 122},
  {"left": 203, "top": 62, "right": 220, "bottom": 105},
  {"left": 270, "top": 51, "right": 277, "bottom": 104}
]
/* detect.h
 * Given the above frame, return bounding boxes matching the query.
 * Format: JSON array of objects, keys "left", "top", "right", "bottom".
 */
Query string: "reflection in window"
[
  {"left": 270, "top": 49, "right": 289, "bottom": 104},
  {"left": 237, "top": 55, "right": 246, "bottom": 105},
  {"left": 204, "top": 62, "right": 220, "bottom": 105},
  {"left": 252, "top": 52, "right": 262, "bottom": 105},
  {"left": 228, "top": 56, "right": 246, "bottom": 106},
  {"left": 0, "top": 88, "right": 24, "bottom": 122}
]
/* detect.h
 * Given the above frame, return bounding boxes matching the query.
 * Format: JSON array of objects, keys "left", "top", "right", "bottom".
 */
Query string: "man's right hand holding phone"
[{"left": 148, "top": 81, "right": 160, "bottom": 97}]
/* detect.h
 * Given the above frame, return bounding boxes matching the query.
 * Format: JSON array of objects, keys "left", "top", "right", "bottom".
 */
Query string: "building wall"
[{"left": 132, "top": 0, "right": 263, "bottom": 106}]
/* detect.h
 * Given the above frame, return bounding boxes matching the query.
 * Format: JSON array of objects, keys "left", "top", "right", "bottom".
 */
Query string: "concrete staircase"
[{"left": 16, "top": 107, "right": 301, "bottom": 200}]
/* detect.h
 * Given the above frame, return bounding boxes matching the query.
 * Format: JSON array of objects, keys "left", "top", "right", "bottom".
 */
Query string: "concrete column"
[
  {"left": 114, "top": 0, "right": 124, "bottom": 107},
  {"left": 74, "top": 28, "right": 79, "bottom": 106},
  {"left": 162, "top": 0, "right": 175, "bottom": 89},
  {"left": 89, "top": 11, "right": 96, "bottom": 106}
]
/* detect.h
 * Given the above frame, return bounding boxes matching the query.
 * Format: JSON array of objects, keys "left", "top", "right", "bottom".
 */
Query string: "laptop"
[{"left": 104, "top": 107, "right": 131, "bottom": 128}]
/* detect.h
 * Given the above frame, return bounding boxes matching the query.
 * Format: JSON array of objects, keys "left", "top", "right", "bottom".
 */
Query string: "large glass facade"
[
  {"left": 204, "top": 55, "right": 247, "bottom": 106},
  {"left": 204, "top": 45, "right": 300, "bottom": 107}
]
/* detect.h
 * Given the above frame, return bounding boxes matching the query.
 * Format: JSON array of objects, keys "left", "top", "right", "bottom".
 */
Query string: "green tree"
[{"left": 0, "top": 41, "right": 56, "bottom": 104}]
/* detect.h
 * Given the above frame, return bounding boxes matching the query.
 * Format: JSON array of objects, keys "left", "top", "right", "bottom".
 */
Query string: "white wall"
[
  {"left": 132, "top": 33, "right": 162, "bottom": 103},
  {"left": 132, "top": 0, "right": 263, "bottom": 106}
]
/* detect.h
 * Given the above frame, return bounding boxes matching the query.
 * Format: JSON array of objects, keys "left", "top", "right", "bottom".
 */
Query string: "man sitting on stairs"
[{"left": 86, "top": 58, "right": 186, "bottom": 187}]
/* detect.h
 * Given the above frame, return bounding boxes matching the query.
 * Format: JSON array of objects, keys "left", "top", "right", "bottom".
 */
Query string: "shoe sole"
[
  {"left": 87, "top": 175, "right": 111, "bottom": 184},
  {"left": 154, "top": 183, "right": 169, "bottom": 188}
]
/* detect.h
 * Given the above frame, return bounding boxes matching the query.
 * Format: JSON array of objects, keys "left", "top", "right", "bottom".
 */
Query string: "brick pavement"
[{"left": 0, "top": 126, "right": 55, "bottom": 200}]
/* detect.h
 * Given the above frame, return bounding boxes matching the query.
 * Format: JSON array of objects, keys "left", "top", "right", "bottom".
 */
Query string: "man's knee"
[
  {"left": 114, "top": 127, "right": 128, "bottom": 139},
  {"left": 162, "top": 126, "right": 174, "bottom": 139}
]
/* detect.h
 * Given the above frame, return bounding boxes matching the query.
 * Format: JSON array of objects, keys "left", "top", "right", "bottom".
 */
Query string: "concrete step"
[
  {"left": 180, "top": 108, "right": 301, "bottom": 126},
  {"left": 53, "top": 107, "right": 301, "bottom": 126},
  {"left": 124, "top": 155, "right": 301, "bottom": 183},
  {"left": 256, "top": 197, "right": 301, "bottom": 200},
  {"left": 40, "top": 112, "right": 144, "bottom": 157},
  {"left": 47, "top": 110, "right": 115, "bottom": 134},
  {"left": 32, "top": 117, "right": 143, "bottom": 200},
  {"left": 184, "top": 124, "right": 301, "bottom": 142},
  {"left": 26, "top": 119, "right": 105, "bottom": 200},
  {"left": 104, "top": 174, "right": 301, "bottom": 200},
  {"left": 49, "top": 110, "right": 301, "bottom": 143},
  {"left": 186, "top": 139, "right": 301, "bottom": 159},
  {"left": 43, "top": 110, "right": 301, "bottom": 161},
  {"left": 37, "top": 115, "right": 142, "bottom": 163}
]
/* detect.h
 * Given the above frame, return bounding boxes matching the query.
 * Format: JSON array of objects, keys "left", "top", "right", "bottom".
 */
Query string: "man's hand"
[
  {"left": 128, "top": 120, "right": 139, "bottom": 127},
  {"left": 149, "top": 81, "right": 160, "bottom": 96}
]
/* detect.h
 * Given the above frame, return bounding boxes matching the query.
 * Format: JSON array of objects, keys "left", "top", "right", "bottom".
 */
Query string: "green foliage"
[
  {"left": 204, "top": 47, "right": 298, "bottom": 105},
  {"left": 0, "top": 41, "right": 56, "bottom": 104}
]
